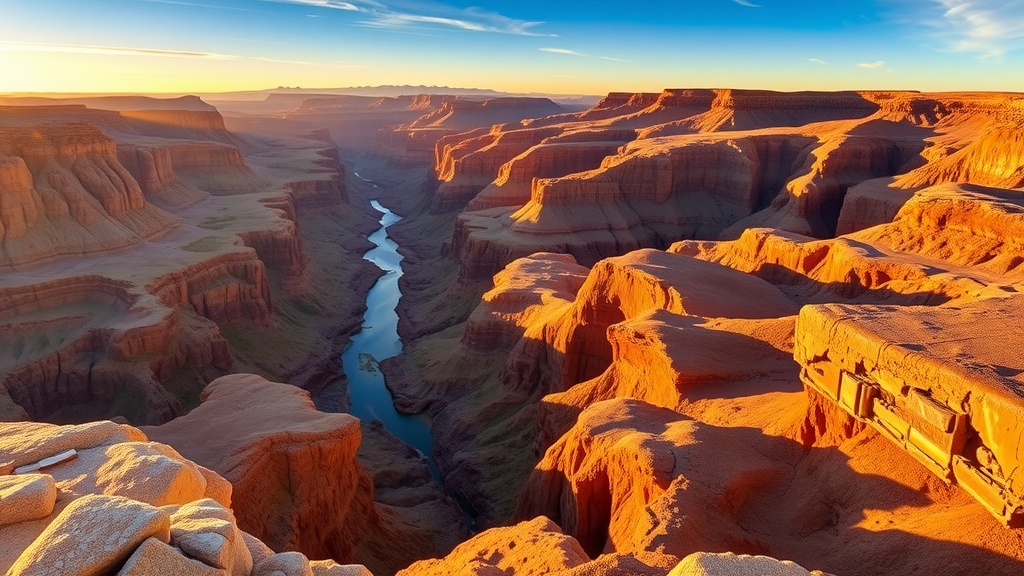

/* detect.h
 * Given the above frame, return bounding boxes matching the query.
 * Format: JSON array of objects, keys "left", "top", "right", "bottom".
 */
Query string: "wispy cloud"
[
  {"left": 0, "top": 41, "right": 236, "bottom": 59},
  {"left": 134, "top": 0, "right": 264, "bottom": 11},
  {"left": 262, "top": 0, "right": 554, "bottom": 36},
  {"left": 733, "top": 0, "right": 761, "bottom": 6},
  {"left": 856, "top": 60, "right": 886, "bottom": 69},
  {"left": 0, "top": 40, "right": 343, "bottom": 67},
  {"left": 807, "top": 58, "right": 827, "bottom": 65},
  {"left": 267, "top": 0, "right": 362, "bottom": 10},
  {"left": 539, "top": 47, "right": 629, "bottom": 63},
  {"left": 540, "top": 48, "right": 583, "bottom": 56},
  {"left": 910, "top": 0, "right": 1024, "bottom": 57}
]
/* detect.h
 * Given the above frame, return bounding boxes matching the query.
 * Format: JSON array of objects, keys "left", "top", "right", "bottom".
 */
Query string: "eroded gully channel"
[{"left": 316, "top": 173, "right": 477, "bottom": 531}]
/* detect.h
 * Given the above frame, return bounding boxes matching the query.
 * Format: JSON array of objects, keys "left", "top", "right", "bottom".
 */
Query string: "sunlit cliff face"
[{"left": 4, "top": 83, "right": 1024, "bottom": 576}]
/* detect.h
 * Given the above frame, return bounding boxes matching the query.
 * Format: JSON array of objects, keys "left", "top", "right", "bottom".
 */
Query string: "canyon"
[{"left": 2, "top": 87, "right": 1024, "bottom": 576}]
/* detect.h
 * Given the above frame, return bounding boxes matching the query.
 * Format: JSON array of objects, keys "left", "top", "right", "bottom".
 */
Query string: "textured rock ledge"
[{"left": 0, "top": 414, "right": 370, "bottom": 576}]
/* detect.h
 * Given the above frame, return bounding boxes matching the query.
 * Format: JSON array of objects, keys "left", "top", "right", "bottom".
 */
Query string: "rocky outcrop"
[
  {"left": 795, "top": 296, "right": 1024, "bottom": 525},
  {"left": 436, "top": 89, "right": 1024, "bottom": 286},
  {"left": 725, "top": 134, "right": 925, "bottom": 238},
  {"left": 396, "top": 516, "right": 589, "bottom": 576},
  {"left": 519, "top": 398, "right": 788, "bottom": 559},
  {"left": 536, "top": 310, "right": 797, "bottom": 449},
  {"left": 122, "top": 109, "right": 240, "bottom": 145},
  {"left": 0, "top": 122, "right": 178, "bottom": 267},
  {"left": 0, "top": 274, "right": 234, "bottom": 425},
  {"left": 669, "top": 552, "right": 830, "bottom": 576},
  {"left": 144, "top": 374, "right": 376, "bottom": 563},
  {"left": 146, "top": 374, "right": 464, "bottom": 576},
  {"left": 285, "top": 147, "right": 348, "bottom": 209},
  {"left": 462, "top": 253, "right": 588, "bottom": 353},
  {"left": 673, "top": 183, "right": 1024, "bottom": 305},
  {"left": 0, "top": 419, "right": 370, "bottom": 576},
  {"left": 148, "top": 249, "right": 273, "bottom": 327},
  {"left": 410, "top": 98, "right": 563, "bottom": 131},
  {"left": 833, "top": 177, "right": 915, "bottom": 234},
  {"left": 467, "top": 140, "right": 626, "bottom": 211},
  {"left": 432, "top": 126, "right": 563, "bottom": 212},
  {"left": 502, "top": 248, "right": 797, "bottom": 397},
  {"left": 451, "top": 133, "right": 818, "bottom": 280},
  {"left": 116, "top": 143, "right": 209, "bottom": 209}
]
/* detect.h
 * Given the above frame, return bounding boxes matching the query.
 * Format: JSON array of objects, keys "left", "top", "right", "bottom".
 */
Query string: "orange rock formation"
[
  {"left": 383, "top": 89, "right": 1024, "bottom": 574},
  {"left": 430, "top": 90, "right": 1024, "bottom": 284},
  {"left": 0, "top": 97, "right": 353, "bottom": 424},
  {"left": 145, "top": 374, "right": 464, "bottom": 575}
]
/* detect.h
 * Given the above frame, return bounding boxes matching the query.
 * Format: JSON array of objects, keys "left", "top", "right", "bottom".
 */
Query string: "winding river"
[
  {"left": 341, "top": 196, "right": 441, "bottom": 482},
  {"left": 316, "top": 173, "right": 476, "bottom": 530}
]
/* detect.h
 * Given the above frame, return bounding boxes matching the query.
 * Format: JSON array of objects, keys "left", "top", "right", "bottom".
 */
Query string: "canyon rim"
[{"left": 3, "top": 1, "right": 1024, "bottom": 575}]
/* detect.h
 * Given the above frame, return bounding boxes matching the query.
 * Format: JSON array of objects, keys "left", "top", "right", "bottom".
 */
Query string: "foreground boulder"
[
  {"left": 669, "top": 552, "right": 830, "bottom": 576},
  {"left": 0, "top": 418, "right": 368, "bottom": 575},
  {"left": 145, "top": 373, "right": 464, "bottom": 575},
  {"left": 145, "top": 374, "right": 373, "bottom": 562},
  {"left": 397, "top": 516, "right": 589, "bottom": 576}
]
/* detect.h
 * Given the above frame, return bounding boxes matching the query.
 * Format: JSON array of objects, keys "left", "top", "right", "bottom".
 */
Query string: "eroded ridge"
[{"left": 796, "top": 299, "right": 1024, "bottom": 526}]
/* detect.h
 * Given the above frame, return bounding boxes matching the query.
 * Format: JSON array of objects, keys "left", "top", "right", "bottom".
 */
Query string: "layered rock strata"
[
  {"left": 0, "top": 98, "right": 353, "bottom": 424},
  {"left": 430, "top": 89, "right": 1024, "bottom": 284},
  {"left": 145, "top": 374, "right": 464, "bottom": 575}
]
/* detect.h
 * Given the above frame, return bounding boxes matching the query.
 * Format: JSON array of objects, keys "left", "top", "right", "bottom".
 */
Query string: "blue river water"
[{"left": 342, "top": 198, "right": 442, "bottom": 483}]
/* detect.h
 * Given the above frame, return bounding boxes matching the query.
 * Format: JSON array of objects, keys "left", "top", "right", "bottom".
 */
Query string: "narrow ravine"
[
  {"left": 316, "top": 170, "right": 478, "bottom": 533},
  {"left": 329, "top": 195, "right": 442, "bottom": 484}
]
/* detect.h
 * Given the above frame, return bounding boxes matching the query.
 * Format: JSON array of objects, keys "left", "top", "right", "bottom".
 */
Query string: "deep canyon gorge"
[{"left": 3, "top": 86, "right": 1024, "bottom": 576}]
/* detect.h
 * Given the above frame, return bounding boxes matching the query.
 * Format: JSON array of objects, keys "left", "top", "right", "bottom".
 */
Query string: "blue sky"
[{"left": 1, "top": 0, "right": 1023, "bottom": 94}]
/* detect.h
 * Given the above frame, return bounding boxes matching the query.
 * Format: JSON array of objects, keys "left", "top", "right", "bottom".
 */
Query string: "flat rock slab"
[{"left": 8, "top": 494, "right": 170, "bottom": 576}]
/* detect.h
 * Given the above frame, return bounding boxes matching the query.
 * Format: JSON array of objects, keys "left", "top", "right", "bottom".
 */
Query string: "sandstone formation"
[
  {"left": 462, "top": 252, "right": 589, "bottom": 353},
  {"left": 8, "top": 86, "right": 1024, "bottom": 576},
  {"left": 396, "top": 516, "right": 590, "bottom": 576},
  {"left": 145, "top": 374, "right": 464, "bottom": 575},
  {"left": 395, "top": 514, "right": 827, "bottom": 576},
  {"left": 427, "top": 89, "right": 1024, "bottom": 284},
  {"left": 0, "top": 120, "right": 179, "bottom": 267},
  {"left": 432, "top": 126, "right": 564, "bottom": 212},
  {"left": 143, "top": 375, "right": 372, "bottom": 561},
  {"left": 383, "top": 89, "right": 1024, "bottom": 573},
  {"left": 0, "top": 96, "right": 359, "bottom": 425},
  {"left": 275, "top": 93, "right": 566, "bottom": 158},
  {"left": 0, "top": 418, "right": 369, "bottom": 575},
  {"left": 668, "top": 552, "right": 830, "bottom": 576},
  {"left": 389, "top": 98, "right": 565, "bottom": 163},
  {"left": 796, "top": 298, "right": 1024, "bottom": 525}
]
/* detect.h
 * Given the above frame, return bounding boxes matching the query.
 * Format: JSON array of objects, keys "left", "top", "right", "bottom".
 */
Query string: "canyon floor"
[{"left": 3, "top": 89, "right": 1024, "bottom": 575}]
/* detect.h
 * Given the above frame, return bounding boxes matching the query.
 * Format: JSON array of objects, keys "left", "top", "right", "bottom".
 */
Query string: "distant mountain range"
[
  {"left": 0, "top": 85, "right": 602, "bottom": 109},
  {"left": 200, "top": 85, "right": 601, "bottom": 107}
]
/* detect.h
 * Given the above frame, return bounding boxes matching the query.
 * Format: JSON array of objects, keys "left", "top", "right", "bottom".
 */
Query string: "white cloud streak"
[
  {"left": 540, "top": 48, "right": 583, "bottom": 56},
  {"left": 0, "top": 41, "right": 236, "bottom": 59},
  {"left": 914, "top": 0, "right": 1024, "bottom": 57},
  {"left": 134, "top": 0, "right": 264, "bottom": 11},
  {"left": 856, "top": 60, "right": 886, "bottom": 69},
  {"left": 732, "top": 0, "right": 761, "bottom": 6},
  {"left": 539, "top": 47, "right": 630, "bottom": 63},
  {"left": 807, "top": 58, "right": 827, "bottom": 65},
  {"left": 0, "top": 41, "right": 330, "bottom": 66},
  {"left": 269, "top": 0, "right": 362, "bottom": 10},
  {"left": 262, "top": 0, "right": 553, "bottom": 36}
]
